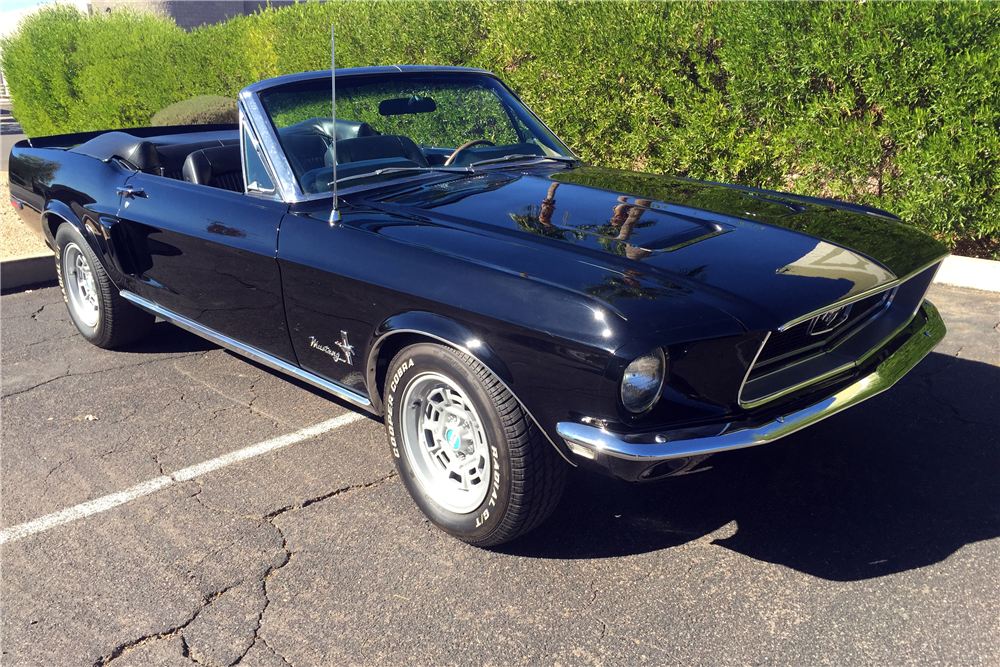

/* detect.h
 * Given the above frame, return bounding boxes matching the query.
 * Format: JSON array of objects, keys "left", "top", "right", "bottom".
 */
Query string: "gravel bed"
[{"left": 1, "top": 170, "right": 51, "bottom": 259}]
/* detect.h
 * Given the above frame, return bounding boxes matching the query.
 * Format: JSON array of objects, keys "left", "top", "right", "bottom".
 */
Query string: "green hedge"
[
  {"left": 2, "top": 1, "right": 996, "bottom": 257},
  {"left": 151, "top": 95, "right": 237, "bottom": 126}
]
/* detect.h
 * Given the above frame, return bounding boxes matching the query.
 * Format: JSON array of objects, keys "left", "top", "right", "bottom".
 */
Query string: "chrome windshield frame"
[{"left": 237, "top": 67, "right": 578, "bottom": 205}]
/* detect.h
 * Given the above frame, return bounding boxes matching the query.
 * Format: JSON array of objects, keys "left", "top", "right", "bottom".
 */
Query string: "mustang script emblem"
[{"left": 308, "top": 331, "right": 355, "bottom": 365}]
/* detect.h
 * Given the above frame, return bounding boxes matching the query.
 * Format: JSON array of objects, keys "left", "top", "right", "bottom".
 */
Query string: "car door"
[
  {"left": 111, "top": 143, "right": 296, "bottom": 363},
  {"left": 277, "top": 204, "right": 422, "bottom": 396}
]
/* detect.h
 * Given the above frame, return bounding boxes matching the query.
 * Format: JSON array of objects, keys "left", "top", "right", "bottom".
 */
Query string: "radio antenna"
[{"left": 330, "top": 25, "right": 340, "bottom": 224}]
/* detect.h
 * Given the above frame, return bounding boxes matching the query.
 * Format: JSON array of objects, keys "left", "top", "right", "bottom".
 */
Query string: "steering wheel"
[{"left": 444, "top": 139, "right": 496, "bottom": 166}]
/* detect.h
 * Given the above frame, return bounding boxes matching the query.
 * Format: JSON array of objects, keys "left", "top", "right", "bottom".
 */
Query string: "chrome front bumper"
[{"left": 556, "top": 301, "right": 946, "bottom": 479}]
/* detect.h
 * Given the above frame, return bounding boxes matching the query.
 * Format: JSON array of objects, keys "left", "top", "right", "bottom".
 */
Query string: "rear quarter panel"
[{"left": 9, "top": 142, "right": 129, "bottom": 263}]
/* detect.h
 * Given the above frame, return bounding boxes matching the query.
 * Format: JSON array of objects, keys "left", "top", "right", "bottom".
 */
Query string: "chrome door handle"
[{"left": 116, "top": 186, "right": 147, "bottom": 199}]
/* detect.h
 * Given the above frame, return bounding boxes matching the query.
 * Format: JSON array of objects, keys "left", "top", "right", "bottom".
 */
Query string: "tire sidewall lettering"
[
  {"left": 386, "top": 392, "right": 399, "bottom": 458},
  {"left": 386, "top": 358, "right": 414, "bottom": 459},
  {"left": 384, "top": 345, "right": 511, "bottom": 541},
  {"left": 389, "top": 358, "right": 414, "bottom": 393}
]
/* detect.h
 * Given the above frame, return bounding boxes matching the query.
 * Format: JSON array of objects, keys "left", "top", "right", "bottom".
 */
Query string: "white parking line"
[{"left": 0, "top": 412, "right": 365, "bottom": 545}]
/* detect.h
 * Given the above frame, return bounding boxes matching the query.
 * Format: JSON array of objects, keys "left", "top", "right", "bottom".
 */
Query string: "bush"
[
  {"left": 0, "top": 3, "right": 85, "bottom": 137},
  {"left": 151, "top": 95, "right": 237, "bottom": 126},
  {"left": 1, "top": 1, "right": 996, "bottom": 256}
]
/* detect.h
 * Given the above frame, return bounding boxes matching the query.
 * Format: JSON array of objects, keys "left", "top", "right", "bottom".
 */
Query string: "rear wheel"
[
  {"left": 384, "top": 343, "right": 567, "bottom": 546},
  {"left": 55, "top": 223, "right": 154, "bottom": 349}
]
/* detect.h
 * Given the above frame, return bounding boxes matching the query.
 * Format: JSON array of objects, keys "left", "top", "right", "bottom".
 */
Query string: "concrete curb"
[
  {"left": 0, "top": 251, "right": 56, "bottom": 293},
  {"left": 0, "top": 250, "right": 997, "bottom": 295},
  {"left": 934, "top": 255, "right": 1000, "bottom": 293}
]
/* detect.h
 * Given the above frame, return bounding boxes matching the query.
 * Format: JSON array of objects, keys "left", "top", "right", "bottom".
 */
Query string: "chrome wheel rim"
[
  {"left": 63, "top": 243, "right": 100, "bottom": 328},
  {"left": 400, "top": 372, "right": 491, "bottom": 514}
]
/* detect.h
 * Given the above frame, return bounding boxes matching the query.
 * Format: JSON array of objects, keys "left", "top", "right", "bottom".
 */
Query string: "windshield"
[{"left": 258, "top": 72, "right": 573, "bottom": 194}]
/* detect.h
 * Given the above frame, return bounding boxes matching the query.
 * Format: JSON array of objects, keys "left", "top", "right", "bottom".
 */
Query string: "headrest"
[
  {"left": 118, "top": 140, "right": 160, "bottom": 174},
  {"left": 335, "top": 119, "right": 377, "bottom": 141},
  {"left": 278, "top": 117, "right": 377, "bottom": 142},
  {"left": 182, "top": 145, "right": 241, "bottom": 186},
  {"left": 334, "top": 134, "right": 428, "bottom": 167}
]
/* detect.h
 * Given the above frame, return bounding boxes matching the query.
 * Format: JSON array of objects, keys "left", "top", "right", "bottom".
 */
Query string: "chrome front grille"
[
  {"left": 738, "top": 259, "right": 942, "bottom": 409},
  {"left": 752, "top": 289, "right": 895, "bottom": 374}
]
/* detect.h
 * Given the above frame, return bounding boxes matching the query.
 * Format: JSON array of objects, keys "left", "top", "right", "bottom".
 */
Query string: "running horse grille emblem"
[{"left": 807, "top": 304, "right": 853, "bottom": 336}]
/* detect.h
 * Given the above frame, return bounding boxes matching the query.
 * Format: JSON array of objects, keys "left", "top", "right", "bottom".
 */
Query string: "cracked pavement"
[{"left": 1, "top": 284, "right": 998, "bottom": 666}]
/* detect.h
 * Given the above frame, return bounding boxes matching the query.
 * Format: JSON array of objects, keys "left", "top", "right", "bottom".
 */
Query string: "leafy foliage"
[
  {"left": 1, "top": 1, "right": 996, "bottom": 255},
  {"left": 150, "top": 95, "right": 237, "bottom": 126}
]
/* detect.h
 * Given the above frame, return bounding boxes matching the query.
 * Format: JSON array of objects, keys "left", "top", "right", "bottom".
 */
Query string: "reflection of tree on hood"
[
  {"left": 551, "top": 195, "right": 658, "bottom": 259},
  {"left": 509, "top": 183, "right": 586, "bottom": 241},
  {"left": 509, "top": 187, "right": 659, "bottom": 263},
  {"left": 610, "top": 197, "right": 653, "bottom": 261},
  {"left": 585, "top": 264, "right": 707, "bottom": 304},
  {"left": 540, "top": 182, "right": 559, "bottom": 227},
  {"left": 585, "top": 273, "right": 676, "bottom": 304}
]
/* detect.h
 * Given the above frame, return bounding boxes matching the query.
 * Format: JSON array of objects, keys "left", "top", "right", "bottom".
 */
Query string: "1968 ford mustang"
[{"left": 8, "top": 67, "right": 948, "bottom": 546}]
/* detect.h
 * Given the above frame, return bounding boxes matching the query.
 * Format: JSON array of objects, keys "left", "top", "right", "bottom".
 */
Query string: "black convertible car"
[{"left": 8, "top": 67, "right": 947, "bottom": 546}]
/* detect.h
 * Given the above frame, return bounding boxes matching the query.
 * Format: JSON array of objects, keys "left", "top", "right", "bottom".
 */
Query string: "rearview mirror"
[{"left": 378, "top": 96, "right": 437, "bottom": 116}]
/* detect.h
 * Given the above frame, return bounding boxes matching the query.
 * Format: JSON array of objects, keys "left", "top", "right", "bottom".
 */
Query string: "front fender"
[
  {"left": 365, "top": 311, "right": 576, "bottom": 465},
  {"left": 366, "top": 311, "right": 513, "bottom": 409}
]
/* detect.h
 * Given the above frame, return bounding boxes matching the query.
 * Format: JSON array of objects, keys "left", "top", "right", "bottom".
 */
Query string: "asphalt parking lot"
[{"left": 1, "top": 283, "right": 997, "bottom": 667}]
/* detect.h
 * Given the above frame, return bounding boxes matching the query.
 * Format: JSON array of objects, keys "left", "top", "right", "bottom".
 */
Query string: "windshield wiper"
[
  {"left": 329, "top": 165, "right": 470, "bottom": 187},
  {"left": 467, "top": 154, "right": 580, "bottom": 168}
]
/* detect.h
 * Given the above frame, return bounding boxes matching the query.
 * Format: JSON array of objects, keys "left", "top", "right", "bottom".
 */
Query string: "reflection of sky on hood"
[{"left": 778, "top": 241, "right": 896, "bottom": 299}]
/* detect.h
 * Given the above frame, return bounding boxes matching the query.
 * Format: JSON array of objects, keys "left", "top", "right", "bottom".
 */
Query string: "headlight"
[{"left": 620, "top": 348, "right": 667, "bottom": 414}]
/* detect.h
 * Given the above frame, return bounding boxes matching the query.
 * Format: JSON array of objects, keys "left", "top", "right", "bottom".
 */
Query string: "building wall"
[{"left": 90, "top": 1, "right": 299, "bottom": 31}]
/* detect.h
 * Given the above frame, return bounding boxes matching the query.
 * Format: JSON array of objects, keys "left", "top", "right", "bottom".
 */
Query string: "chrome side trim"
[
  {"left": 735, "top": 331, "right": 770, "bottom": 408},
  {"left": 738, "top": 360, "right": 856, "bottom": 410},
  {"left": 120, "top": 291, "right": 374, "bottom": 412},
  {"left": 777, "top": 256, "right": 946, "bottom": 331},
  {"left": 366, "top": 328, "right": 576, "bottom": 466},
  {"left": 558, "top": 301, "right": 945, "bottom": 464}
]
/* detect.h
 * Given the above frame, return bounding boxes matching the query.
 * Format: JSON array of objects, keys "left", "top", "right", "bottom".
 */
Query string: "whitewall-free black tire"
[
  {"left": 55, "top": 223, "right": 154, "bottom": 349},
  {"left": 384, "top": 343, "right": 567, "bottom": 546}
]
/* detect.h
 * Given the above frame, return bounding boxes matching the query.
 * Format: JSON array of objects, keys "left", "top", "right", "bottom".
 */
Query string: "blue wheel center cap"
[{"left": 446, "top": 429, "right": 461, "bottom": 450}]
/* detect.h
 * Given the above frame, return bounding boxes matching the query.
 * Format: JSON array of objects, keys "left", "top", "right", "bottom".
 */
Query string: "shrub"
[
  {"left": 0, "top": 3, "right": 86, "bottom": 137},
  {"left": 151, "top": 95, "right": 237, "bottom": 126},
  {"left": 1, "top": 1, "right": 996, "bottom": 256}
]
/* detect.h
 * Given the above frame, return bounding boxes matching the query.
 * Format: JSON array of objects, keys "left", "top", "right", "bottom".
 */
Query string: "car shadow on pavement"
[
  {"left": 117, "top": 320, "right": 219, "bottom": 354},
  {"left": 500, "top": 352, "right": 1000, "bottom": 582}
]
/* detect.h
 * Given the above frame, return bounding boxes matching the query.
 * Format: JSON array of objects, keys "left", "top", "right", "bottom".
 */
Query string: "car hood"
[{"left": 368, "top": 164, "right": 947, "bottom": 331}]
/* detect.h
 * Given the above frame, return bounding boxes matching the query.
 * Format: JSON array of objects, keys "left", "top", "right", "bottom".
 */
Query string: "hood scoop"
[
  {"left": 383, "top": 173, "right": 734, "bottom": 256},
  {"left": 584, "top": 197, "right": 733, "bottom": 253}
]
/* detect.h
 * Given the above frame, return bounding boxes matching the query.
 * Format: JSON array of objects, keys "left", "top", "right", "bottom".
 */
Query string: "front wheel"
[{"left": 384, "top": 343, "right": 566, "bottom": 546}]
